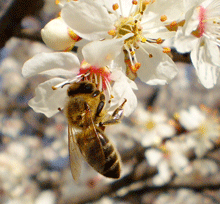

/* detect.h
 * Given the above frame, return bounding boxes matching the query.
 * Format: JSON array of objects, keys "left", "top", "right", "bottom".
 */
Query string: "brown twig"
[{"left": 0, "top": 0, "right": 44, "bottom": 48}]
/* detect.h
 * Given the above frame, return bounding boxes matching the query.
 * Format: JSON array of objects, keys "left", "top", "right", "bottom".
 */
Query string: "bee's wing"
[
  {"left": 79, "top": 105, "right": 106, "bottom": 169},
  {"left": 68, "top": 125, "right": 82, "bottom": 182}
]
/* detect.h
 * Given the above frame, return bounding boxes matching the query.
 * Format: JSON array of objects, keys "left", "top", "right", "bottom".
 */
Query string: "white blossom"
[
  {"left": 179, "top": 105, "right": 220, "bottom": 157},
  {"left": 130, "top": 105, "right": 176, "bottom": 146},
  {"left": 61, "top": 0, "right": 181, "bottom": 84},
  {"left": 174, "top": 0, "right": 220, "bottom": 88},
  {"left": 22, "top": 51, "right": 137, "bottom": 118},
  {"left": 145, "top": 140, "right": 192, "bottom": 186}
]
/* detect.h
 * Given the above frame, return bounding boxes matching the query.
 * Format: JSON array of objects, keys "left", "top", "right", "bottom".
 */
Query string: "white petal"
[
  {"left": 174, "top": 28, "right": 198, "bottom": 53},
  {"left": 61, "top": 0, "right": 114, "bottom": 41},
  {"left": 183, "top": 6, "right": 200, "bottom": 35},
  {"left": 110, "top": 69, "right": 137, "bottom": 117},
  {"left": 191, "top": 39, "right": 219, "bottom": 88},
  {"left": 143, "top": 0, "right": 185, "bottom": 23},
  {"left": 22, "top": 52, "right": 80, "bottom": 78},
  {"left": 29, "top": 78, "right": 68, "bottom": 117},
  {"left": 145, "top": 149, "right": 163, "bottom": 166},
  {"left": 136, "top": 43, "right": 178, "bottom": 85},
  {"left": 82, "top": 38, "right": 124, "bottom": 67},
  {"left": 153, "top": 160, "right": 171, "bottom": 186},
  {"left": 102, "top": 0, "right": 133, "bottom": 17},
  {"left": 156, "top": 124, "right": 175, "bottom": 138}
]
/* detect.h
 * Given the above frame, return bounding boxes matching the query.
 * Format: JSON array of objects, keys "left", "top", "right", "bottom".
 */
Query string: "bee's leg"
[
  {"left": 95, "top": 93, "right": 105, "bottom": 117},
  {"left": 100, "top": 98, "right": 127, "bottom": 127}
]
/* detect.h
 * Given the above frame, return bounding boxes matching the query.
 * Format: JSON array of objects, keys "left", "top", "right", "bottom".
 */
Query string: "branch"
[{"left": 0, "top": 0, "right": 44, "bottom": 48}]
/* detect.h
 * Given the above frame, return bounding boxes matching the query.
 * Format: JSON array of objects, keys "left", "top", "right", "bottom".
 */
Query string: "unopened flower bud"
[{"left": 41, "top": 17, "right": 81, "bottom": 51}]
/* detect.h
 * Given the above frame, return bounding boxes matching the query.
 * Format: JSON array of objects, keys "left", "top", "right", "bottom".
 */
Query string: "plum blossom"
[
  {"left": 61, "top": 0, "right": 182, "bottom": 85},
  {"left": 145, "top": 140, "right": 192, "bottom": 186},
  {"left": 174, "top": 0, "right": 220, "bottom": 88},
  {"left": 22, "top": 51, "right": 137, "bottom": 118},
  {"left": 178, "top": 105, "right": 220, "bottom": 157},
  {"left": 130, "top": 105, "right": 176, "bottom": 146}
]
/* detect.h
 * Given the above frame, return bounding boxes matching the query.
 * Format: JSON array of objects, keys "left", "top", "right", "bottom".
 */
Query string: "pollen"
[
  {"left": 55, "top": 0, "right": 60, "bottom": 4},
  {"left": 149, "top": 53, "right": 153, "bottom": 58},
  {"left": 52, "top": 86, "right": 57, "bottom": 90},
  {"left": 163, "top": 47, "right": 171, "bottom": 53},
  {"left": 170, "top": 21, "right": 177, "bottom": 28},
  {"left": 112, "top": 3, "right": 119, "bottom": 11},
  {"left": 145, "top": 120, "right": 155, "bottom": 130},
  {"left": 141, "top": 37, "right": 147, "bottom": 43},
  {"left": 156, "top": 38, "right": 163, "bottom": 44},
  {"left": 68, "top": 28, "right": 82, "bottom": 42},
  {"left": 132, "top": 0, "right": 138, "bottom": 5},
  {"left": 130, "top": 51, "right": 135, "bottom": 55},
  {"left": 108, "top": 29, "right": 116, "bottom": 36},
  {"left": 135, "top": 62, "right": 141, "bottom": 70},
  {"left": 198, "top": 124, "right": 207, "bottom": 136},
  {"left": 160, "top": 15, "right": 167, "bottom": 22}
]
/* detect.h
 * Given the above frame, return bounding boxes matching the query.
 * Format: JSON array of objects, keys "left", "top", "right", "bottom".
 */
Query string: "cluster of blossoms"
[
  {"left": 22, "top": 0, "right": 220, "bottom": 127},
  {"left": 129, "top": 104, "right": 220, "bottom": 186}
]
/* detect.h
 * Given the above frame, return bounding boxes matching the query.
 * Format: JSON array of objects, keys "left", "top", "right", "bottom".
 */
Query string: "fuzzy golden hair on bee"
[{"left": 64, "top": 81, "right": 127, "bottom": 181}]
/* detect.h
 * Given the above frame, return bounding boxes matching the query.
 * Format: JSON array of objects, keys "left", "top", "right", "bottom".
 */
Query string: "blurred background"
[{"left": 0, "top": 0, "right": 220, "bottom": 203}]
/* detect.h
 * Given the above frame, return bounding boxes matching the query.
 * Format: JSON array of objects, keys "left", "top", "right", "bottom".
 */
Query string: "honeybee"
[{"left": 65, "top": 81, "right": 127, "bottom": 181}]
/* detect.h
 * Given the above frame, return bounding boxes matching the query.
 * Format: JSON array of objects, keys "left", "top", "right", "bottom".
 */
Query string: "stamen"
[
  {"left": 98, "top": 75, "right": 102, "bottom": 91},
  {"left": 163, "top": 47, "right": 171, "bottom": 53},
  {"left": 118, "top": 0, "right": 124, "bottom": 17},
  {"left": 160, "top": 15, "right": 167, "bottom": 22},
  {"left": 132, "top": 0, "right": 138, "bottom": 5},
  {"left": 124, "top": 44, "right": 135, "bottom": 67},
  {"left": 138, "top": 43, "right": 153, "bottom": 58},
  {"left": 68, "top": 28, "right": 82, "bottom": 42},
  {"left": 108, "top": 29, "right": 116, "bottom": 36},
  {"left": 156, "top": 38, "right": 163, "bottom": 44},
  {"left": 52, "top": 80, "right": 71, "bottom": 90},
  {"left": 112, "top": 3, "right": 119, "bottom": 10},
  {"left": 104, "top": 78, "right": 111, "bottom": 100}
]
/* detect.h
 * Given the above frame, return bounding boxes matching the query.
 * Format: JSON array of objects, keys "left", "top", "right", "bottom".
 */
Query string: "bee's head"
[{"left": 67, "top": 82, "right": 95, "bottom": 97}]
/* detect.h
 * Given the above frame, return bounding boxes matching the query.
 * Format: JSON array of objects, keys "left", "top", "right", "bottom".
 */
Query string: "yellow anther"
[
  {"left": 198, "top": 124, "right": 207, "bottom": 135},
  {"left": 132, "top": 0, "right": 138, "bottom": 5},
  {"left": 170, "top": 21, "right": 177, "bottom": 27},
  {"left": 130, "top": 51, "right": 135, "bottom": 55},
  {"left": 135, "top": 62, "right": 141, "bottom": 70},
  {"left": 131, "top": 65, "right": 136, "bottom": 72},
  {"left": 149, "top": 54, "right": 153, "bottom": 58},
  {"left": 112, "top": 3, "right": 119, "bottom": 10},
  {"left": 145, "top": 120, "right": 155, "bottom": 130},
  {"left": 52, "top": 86, "right": 57, "bottom": 90},
  {"left": 141, "top": 37, "right": 147, "bottom": 42},
  {"left": 68, "top": 28, "right": 81, "bottom": 42},
  {"left": 163, "top": 47, "right": 171, "bottom": 53},
  {"left": 160, "top": 15, "right": 167, "bottom": 22},
  {"left": 156, "top": 38, "right": 163, "bottom": 44},
  {"left": 173, "top": 112, "right": 180, "bottom": 120},
  {"left": 108, "top": 29, "right": 116, "bottom": 36},
  {"left": 55, "top": 0, "right": 60, "bottom": 5}
]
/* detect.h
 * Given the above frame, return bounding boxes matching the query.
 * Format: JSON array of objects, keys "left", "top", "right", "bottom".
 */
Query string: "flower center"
[
  {"left": 79, "top": 61, "right": 111, "bottom": 91},
  {"left": 145, "top": 120, "right": 156, "bottom": 130},
  {"left": 52, "top": 61, "right": 111, "bottom": 98},
  {"left": 192, "top": 6, "right": 207, "bottom": 38},
  {"left": 197, "top": 123, "right": 208, "bottom": 139}
]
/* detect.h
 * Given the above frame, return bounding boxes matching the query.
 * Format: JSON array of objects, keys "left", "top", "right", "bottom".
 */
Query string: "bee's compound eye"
[
  {"left": 92, "top": 90, "right": 100, "bottom": 97},
  {"left": 79, "top": 83, "right": 94, "bottom": 93}
]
